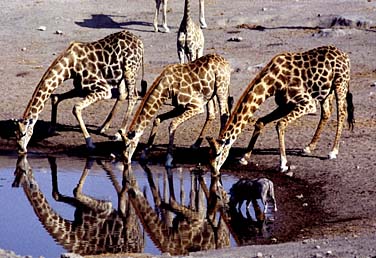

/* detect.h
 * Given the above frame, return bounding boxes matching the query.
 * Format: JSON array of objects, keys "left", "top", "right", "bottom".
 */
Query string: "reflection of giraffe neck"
[
  {"left": 220, "top": 62, "right": 277, "bottom": 143},
  {"left": 21, "top": 175, "right": 78, "bottom": 250},
  {"left": 23, "top": 48, "right": 73, "bottom": 121}
]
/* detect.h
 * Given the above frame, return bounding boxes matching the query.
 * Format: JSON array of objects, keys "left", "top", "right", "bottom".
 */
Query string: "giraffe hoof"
[
  {"left": 165, "top": 154, "right": 174, "bottom": 168},
  {"left": 110, "top": 132, "right": 122, "bottom": 141},
  {"left": 303, "top": 146, "right": 312, "bottom": 154},
  {"left": 239, "top": 157, "right": 248, "bottom": 166},
  {"left": 163, "top": 26, "right": 170, "bottom": 33},
  {"left": 328, "top": 152, "right": 337, "bottom": 160},
  {"left": 280, "top": 165, "right": 289, "bottom": 173}
]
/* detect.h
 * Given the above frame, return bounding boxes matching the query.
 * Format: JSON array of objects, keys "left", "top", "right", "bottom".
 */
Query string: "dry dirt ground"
[{"left": 1, "top": 0, "right": 376, "bottom": 257}]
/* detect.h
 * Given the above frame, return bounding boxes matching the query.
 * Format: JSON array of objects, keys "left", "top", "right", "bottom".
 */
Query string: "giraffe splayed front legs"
[
  {"left": 122, "top": 54, "right": 231, "bottom": 167},
  {"left": 14, "top": 30, "right": 146, "bottom": 153},
  {"left": 207, "top": 45, "right": 355, "bottom": 175},
  {"left": 153, "top": 0, "right": 207, "bottom": 33}
]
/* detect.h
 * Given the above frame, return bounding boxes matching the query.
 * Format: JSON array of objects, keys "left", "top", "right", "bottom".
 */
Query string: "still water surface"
[{"left": 0, "top": 154, "right": 275, "bottom": 257}]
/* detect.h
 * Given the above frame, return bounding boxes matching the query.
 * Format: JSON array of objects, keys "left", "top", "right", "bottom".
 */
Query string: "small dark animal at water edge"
[{"left": 229, "top": 177, "right": 277, "bottom": 214}]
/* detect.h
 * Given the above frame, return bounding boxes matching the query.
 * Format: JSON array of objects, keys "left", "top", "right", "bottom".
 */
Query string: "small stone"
[
  {"left": 256, "top": 252, "right": 263, "bottom": 257},
  {"left": 21, "top": 47, "right": 26, "bottom": 51},
  {"left": 315, "top": 245, "right": 321, "bottom": 249},
  {"left": 228, "top": 37, "right": 243, "bottom": 42},
  {"left": 370, "top": 82, "right": 376, "bottom": 87},
  {"left": 303, "top": 202, "right": 308, "bottom": 207},
  {"left": 270, "top": 237, "right": 277, "bottom": 243},
  {"left": 261, "top": 7, "right": 267, "bottom": 11},
  {"left": 314, "top": 253, "right": 323, "bottom": 258},
  {"left": 296, "top": 194, "right": 304, "bottom": 199},
  {"left": 285, "top": 171, "right": 294, "bottom": 177},
  {"left": 55, "top": 30, "right": 63, "bottom": 35},
  {"left": 37, "top": 26, "right": 47, "bottom": 31},
  {"left": 302, "top": 239, "right": 310, "bottom": 244},
  {"left": 326, "top": 250, "right": 333, "bottom": 255},
  {"left": 356, "top": 165, "right": 360, "bottom": 169}
]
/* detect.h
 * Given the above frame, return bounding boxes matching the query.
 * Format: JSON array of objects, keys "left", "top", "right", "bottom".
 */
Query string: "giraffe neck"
[
  {"left": 220, "top": 64, "right": 277, "bottom": 144},
  {"left": 183, "top": 0, "right": 191, "bottom": 21},
  {"left": 23, "top": 46, "right": 73, "bottom": 120},
  {"left": 128, "top": 73, "right": 169, "bottom": 135}
]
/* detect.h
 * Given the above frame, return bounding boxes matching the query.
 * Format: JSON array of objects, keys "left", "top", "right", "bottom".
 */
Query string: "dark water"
[{"left": 0, "top": 154, "right": 276, "bottom": 257}]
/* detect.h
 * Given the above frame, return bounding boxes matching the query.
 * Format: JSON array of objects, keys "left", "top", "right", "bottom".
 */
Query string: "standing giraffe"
[
  {"left": 207, "top": 45, "right": 355, "bottom": 174},
  {"left": 126, "top": 162, "right": 230, "bottom": 255},
  {"left": 122, "top": 53, "right": 231, "bottom": 167},
  {"left": 153, "top": 0, "right": 207, "bottom": 33},
  {"left": 177, "top": 0, "right": 205, "bottom": 63},
  {"left": 14, "top": 30, "right": 146, "bottom": 154},
  {"left": 12, "top": 155, "right": 144, "bottom": 255}
]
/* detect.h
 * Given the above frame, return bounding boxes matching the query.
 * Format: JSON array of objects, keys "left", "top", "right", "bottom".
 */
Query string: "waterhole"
[{"left": 0, "top": 154, "right": 304, "bottom": 257}]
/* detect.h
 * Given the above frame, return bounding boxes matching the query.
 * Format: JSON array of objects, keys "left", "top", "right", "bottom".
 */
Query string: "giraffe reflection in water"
[
  {"left": 126, "top": 161, "right": 231, "bottom": 255},
  {"left": 12, "top": 155, "right": 144, "bottom": 256}
]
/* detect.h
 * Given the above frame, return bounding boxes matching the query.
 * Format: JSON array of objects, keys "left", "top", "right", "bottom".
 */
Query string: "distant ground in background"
[{"left": 0, "top": 0, "right": 375, "bottom": 257}]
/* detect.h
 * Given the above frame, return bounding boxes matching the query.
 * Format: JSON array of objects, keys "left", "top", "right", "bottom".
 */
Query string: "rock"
[
  {"left": 228, "top": 37, "right": 243, "bottom": 42},
  {"left": 331, "top": 15, "right": 372, "bottom": 29},
  {"left": 313, "top": 28, "right": 348, "bottom": 38},
  {"left": 37, "top": 26, "right": 47, "bottom": 31}
]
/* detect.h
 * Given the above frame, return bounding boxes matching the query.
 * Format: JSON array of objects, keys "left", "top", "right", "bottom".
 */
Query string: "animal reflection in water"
[
  {"left": 126, "top": 162, "right": 231, "bottom": 255},
  {"left": 227, "top": 177, "right": 278, "bottom": 245},
  {"left": 12, "top": 155, "right": 144, "bottom": 256}
]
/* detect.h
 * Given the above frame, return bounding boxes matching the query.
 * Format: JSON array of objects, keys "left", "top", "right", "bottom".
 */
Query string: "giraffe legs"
[
  {"left": 303, "top": 92, "right": 334, "bottom": 155},
  {"left": 166, "top": 105, "right": 205, "bottom": 167},
  {"left": 199, "top": 0, "right": 207, "bottom": 29},
  {"left": 276, "top": 99, "right": 317, "bottom": 172},
  {"left": 191, "top": 99, "right": 216, "bottom": 148},
  {"left": 328, "top": 82, "right": 349, "bottom": 159},
  {"left": 239, "top": 103, "right": 294, "bottom": 166},
  {"left": 154, "top": 0, "right": 170, "bottom": 33},
  {"left": 50, "top": 88, "right": 82, "bottom": 133},
  {"left": 73, "top": 81, "right": 112, "bottom": 150}
]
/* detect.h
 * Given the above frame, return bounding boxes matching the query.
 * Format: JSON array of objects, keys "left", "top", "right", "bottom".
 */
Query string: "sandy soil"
[{"left": 1, "top": 0, "right": 376, "bottom": 257}]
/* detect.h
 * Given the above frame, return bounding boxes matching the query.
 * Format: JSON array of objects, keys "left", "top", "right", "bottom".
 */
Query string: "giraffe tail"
[
  {"left": 139, "top": 49, "right": 147, "bottom": 98},
  {"left": 346, "top": 91, "right": 355, "bottom": 131}
]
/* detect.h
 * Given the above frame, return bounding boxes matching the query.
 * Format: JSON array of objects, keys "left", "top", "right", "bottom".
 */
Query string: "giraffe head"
[
  {"left": 14, "top": 118, "right": 35, "bottom": 154},
  {"left": 206, "top": 137, "right": 231, "bottom": 176},
  {"left": 12, "top": 154, "right": 35, "bottom": 190},
  {"left": 121, "top": 131, "right": 141, "bottom": 164}
]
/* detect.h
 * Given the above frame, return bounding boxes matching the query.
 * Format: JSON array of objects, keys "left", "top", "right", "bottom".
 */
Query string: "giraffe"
[
  {"left": 121, "top": 53, "right": 231, "bottom": 167},
  {"left": 12, "top": 155, "right": 144, "bottom": 256},
  {"left": 126, "top": 161, "right": 230, "bottom": 255},
  {"left": 177, "top": 0, "right": 205, "bottom": 63},
  {"left": 14, "top": 30, "right": 146, "bottom": 154},
  {"left": 207, "top": 45, "right": 355, "bottom": 174},
  {"left": 153, "top": 0, "right": 207, "bottom": 33}
]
